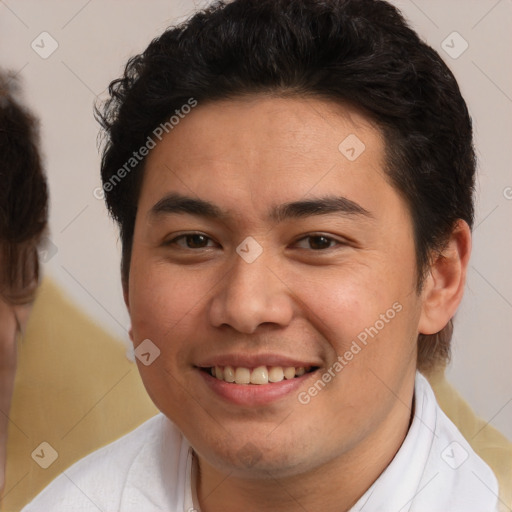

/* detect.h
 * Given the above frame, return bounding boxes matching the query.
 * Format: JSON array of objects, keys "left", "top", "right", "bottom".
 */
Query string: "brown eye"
[
  {"left": 295, "top": 235, "right": 337, "bottom": 250},
  {"left": 308, "top": 235, "right": 333, "bottom": 250},
  {"left": 166, "top": 233, "right": 216, "bottom": 250},
  {"left": 183, "top": 234, "right": 211, "bottom": 248}
]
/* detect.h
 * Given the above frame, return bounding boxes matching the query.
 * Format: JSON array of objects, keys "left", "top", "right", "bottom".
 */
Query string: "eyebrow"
[
  {"left": 149, "top": 193, "right": 372, "bottom": 222},
  {"left": 270, "top": 196, "right": 373, "bottom": 222}
]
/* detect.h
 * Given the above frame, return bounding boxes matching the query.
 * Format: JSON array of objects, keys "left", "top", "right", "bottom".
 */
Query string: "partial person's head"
[
  {"left": 0, "top": 70, "right": 48, "bottom": 492},
  {"left": 97, "top": 0, "right": 473, "bottom": 478},
  {"left": 0, "top": 71, "right": 48, "bottom": 310}
]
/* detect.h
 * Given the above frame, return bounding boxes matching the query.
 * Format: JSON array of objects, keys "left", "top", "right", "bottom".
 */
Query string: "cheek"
[
  {"left": 128, "top": 258, "right": 212, "bottom": 348},
  {"left": 293, "top": 265, "right": 399, "bottom": 341},
  {"left": 292, "top": 258, "right": 420, "bottom": 377},
  {"left": 127, "top": 260, "right": 206, "bottom": 412}
]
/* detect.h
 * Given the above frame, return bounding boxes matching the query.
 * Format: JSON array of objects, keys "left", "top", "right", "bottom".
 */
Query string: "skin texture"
[
  {"left": 0, "top": 296, "right": 31, "bottom": 495},
  {"left": 125, "top": 96, "right": 471, "bottom": 512}
]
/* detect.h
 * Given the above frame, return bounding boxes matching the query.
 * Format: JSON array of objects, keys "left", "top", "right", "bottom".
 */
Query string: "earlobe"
[{"left": 418, "top": 220, "right": 472, "bottom": 335}]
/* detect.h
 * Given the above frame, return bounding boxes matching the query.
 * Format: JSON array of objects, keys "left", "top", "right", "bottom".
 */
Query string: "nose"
[{"left": 208, "top": 253, "right": 294, "bottom": 334}]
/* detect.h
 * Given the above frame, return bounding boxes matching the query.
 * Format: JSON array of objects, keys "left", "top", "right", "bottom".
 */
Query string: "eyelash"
[{"left": 165, "top": 233, "right": 344, "bottom": 251}]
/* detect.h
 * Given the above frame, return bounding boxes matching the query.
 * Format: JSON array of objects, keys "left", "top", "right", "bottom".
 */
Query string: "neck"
[{"left": 196, "top": 374, "right": 415, "bottom": 512}]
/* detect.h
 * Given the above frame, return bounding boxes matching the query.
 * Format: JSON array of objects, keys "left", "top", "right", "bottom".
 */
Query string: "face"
[{"left": 126, "top": 96, "right": 424, "bottom": 478}]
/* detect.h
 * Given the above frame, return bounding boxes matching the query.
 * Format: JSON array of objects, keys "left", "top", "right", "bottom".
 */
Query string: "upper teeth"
[{"left": 210, "top": 365, "right": 308, "bottom": 385}]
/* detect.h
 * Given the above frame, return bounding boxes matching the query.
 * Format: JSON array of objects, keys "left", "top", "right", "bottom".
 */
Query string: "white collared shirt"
[{"left": 22, "top": 372, "right": 499, "bottom": 512}]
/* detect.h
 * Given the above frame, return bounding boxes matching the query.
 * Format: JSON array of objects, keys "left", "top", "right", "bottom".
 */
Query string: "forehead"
[{"left": 139, "top": 95, "right": 392, "bottom": 216}]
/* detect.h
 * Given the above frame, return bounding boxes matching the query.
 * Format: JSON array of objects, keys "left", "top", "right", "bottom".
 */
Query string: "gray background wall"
[{"left": 1, "top": 0, "right": 511, "bottom": 439}]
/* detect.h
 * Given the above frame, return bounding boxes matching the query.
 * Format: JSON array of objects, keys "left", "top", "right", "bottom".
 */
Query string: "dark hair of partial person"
[
  {"left": 0, "top": 71, "right": 48, "bottom": 307},
  {"left": 95, "top": 0, "right": 475, "bottom": 373}
]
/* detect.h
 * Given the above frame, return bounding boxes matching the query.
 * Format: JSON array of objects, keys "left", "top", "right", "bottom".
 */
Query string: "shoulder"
[
  {"left": 415, "top": 373, "right": 499, "bottom": 511},
  {"left": 21, "top": 414, "right": 179, "bottom": 512}
]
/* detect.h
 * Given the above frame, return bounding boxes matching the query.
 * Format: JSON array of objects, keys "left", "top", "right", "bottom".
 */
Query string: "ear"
[
  {"left": 418, "top": 220, "right": 472, "bottom": 335},
  {"left": 122, "top": 278, "right": 134, "bottom": 343}
]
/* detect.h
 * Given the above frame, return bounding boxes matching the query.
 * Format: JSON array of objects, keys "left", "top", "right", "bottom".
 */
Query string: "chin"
[{"left": 196, "top": 433, "right": 316, "bottom": 479}]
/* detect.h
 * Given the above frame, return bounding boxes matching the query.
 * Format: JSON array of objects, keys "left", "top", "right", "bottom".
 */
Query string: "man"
[
  {"left": 22, "top": 0, "right": 501, "bottom": 510},
  {"left": 0, "top": 71, "right": 48, "bottom": 496}
]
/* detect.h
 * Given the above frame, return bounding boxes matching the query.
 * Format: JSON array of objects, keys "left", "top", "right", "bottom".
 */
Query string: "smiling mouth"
[{"left": 203, "top": 365, "right": 318, "bottom": 385}]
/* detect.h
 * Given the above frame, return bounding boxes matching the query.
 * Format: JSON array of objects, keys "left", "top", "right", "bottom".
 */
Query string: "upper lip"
[{"left": 196, "top": 353, "right": 321, "bottom": 369}]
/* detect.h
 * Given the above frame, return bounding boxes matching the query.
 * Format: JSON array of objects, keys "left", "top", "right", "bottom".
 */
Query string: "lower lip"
[{"left": 198, "top": 369, "right": 317, "bottom": 406}]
